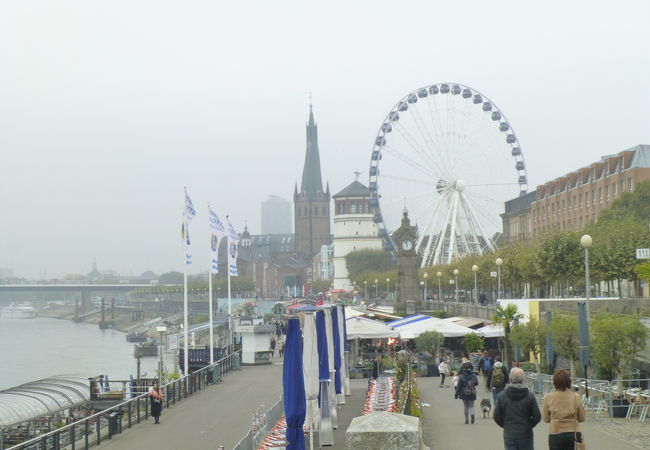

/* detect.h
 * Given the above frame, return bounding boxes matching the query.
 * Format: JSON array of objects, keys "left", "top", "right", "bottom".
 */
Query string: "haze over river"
[{"left": 0, "top": 317, "right": 159, "bottom": 390}]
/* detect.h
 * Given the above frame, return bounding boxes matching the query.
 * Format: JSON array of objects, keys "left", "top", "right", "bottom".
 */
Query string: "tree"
[
  {"left": 159, "top": 271, "right": 183, "bottom": 284},
  {"left": 535, "top": 231, "right": 583, "bottom": 295},
  {"left": 311, "top": 279, "right": 332, "bottom": 293},
  {"left": 463, "top": 333, "right": 484, "bottom": 353},
  {"left": 635, "top": 261, "right": 650, "bottom": 282},
  {"left": 599, "top": 179, "right": 650, "bottom": 224},
  {"left": 549, "top": 314, "right": 580, "bottom": 376},
  {"left": 414, "top": 331, "right": 444, "bottom": 361},
  {"left": 510, "top": 318, "right": 548, "bottom": 372},
  {"left": 492, "top": 303, "right": 523, "bottom": 366},
  {"left": 344, "top": 249, "right": 393, "bottom": 280},
  {"left": 591, "top": 313, "right": 647, "bottom": 380}
]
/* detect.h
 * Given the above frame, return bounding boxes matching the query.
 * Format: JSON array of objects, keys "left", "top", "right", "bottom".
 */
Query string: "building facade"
[
  {"left": 501, "top": 144, "right": 650, "bottom": 242},
  {"left": 261, "top": 195, "right": 292, "bottom": 234},
  {"left": 331, "top": 180, "right": 383, "bottom": 291},
  {"left": 294, "top": 105, "right": 331, "bottom": 260}
]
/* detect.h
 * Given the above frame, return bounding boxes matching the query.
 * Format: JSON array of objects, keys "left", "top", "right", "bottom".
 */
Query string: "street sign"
[
  {"left": 490, "top": 271, "right": 497, "bottom": 277},
  {"left": 449, "top": 279, "right": 455, "bottom": 284},
  {"left": 636, "top": 248, "right": 650, "bottom": 259},
  {"left": 167, "top": 333, "right": 179, "bottom": 350}
]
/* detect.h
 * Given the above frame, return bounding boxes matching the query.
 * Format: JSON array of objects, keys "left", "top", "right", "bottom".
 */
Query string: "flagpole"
[
  {"left": 208, "top": 272, "right": 214, "bottom": 365},
  {"left": 227, "top": 239, "right": 233, "bottom": 355},
  {"left": 183, "top": 222, "right": 189, "bottom": 377}
]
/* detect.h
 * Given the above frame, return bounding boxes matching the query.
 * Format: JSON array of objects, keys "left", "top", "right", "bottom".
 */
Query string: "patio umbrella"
[
  {"left": 283, "top": 318, "right": 306, "bottom": 450},
  {"left": 302, "top": 313, "right": 320, "bottom": 444},
  {"left": 331, "top": 307, "right": 344, "bottom": 405},
  {"left": 315, "top": 310, "right": 334, "bottom": 446},
  {"left": 296, "top": 304, "right": 318, "bottom": 312},
  {"left": 324, "top": 308, "right": 338, "bottom": 429},
  {"left": 341, "top": 307, "right": 350, "bottom": 396}
]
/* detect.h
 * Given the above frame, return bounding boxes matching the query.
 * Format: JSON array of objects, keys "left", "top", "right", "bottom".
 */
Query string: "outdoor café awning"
[
  {"left": 388, "top": 314, "right": 476, "bottom": 339},
  {"left": 445, "top": 316, "right": 487, "bottom": 329},
  {"left": 476, "top": 324, "right": 505, "bottom": 338},
  {"left": 345, "top": 317, "right": 398, "bottom": 340}
]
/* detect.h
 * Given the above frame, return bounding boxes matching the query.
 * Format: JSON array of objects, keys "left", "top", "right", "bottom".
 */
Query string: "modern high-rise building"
[
  {"left": 261, "top": 195, "right": 291, "bottom": 234},
  {"left": 294, "top": 105, "right": 331, "bottom": 260}
]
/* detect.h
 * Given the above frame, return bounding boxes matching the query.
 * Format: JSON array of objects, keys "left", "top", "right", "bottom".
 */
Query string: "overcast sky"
[{"left": 1, "top": 0, "right": 648, "bottom": 279}]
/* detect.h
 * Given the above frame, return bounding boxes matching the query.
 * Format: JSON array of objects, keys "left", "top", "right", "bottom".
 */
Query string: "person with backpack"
[
  {"left": 479, "top": 350, "right": 493, "bottom": 392},
  {"left": 494, "top": 368, "right": 541, "bottom": 450},
  {"left": 488, "top": 356, "right": 509, "bottom": 404},
  {"left": 455, "top": 361, "right": 479, "bottom": 424}
]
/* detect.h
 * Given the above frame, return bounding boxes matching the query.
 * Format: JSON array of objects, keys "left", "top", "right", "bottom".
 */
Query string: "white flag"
[
  {"left": 184, "top": 188, "right": 196, "bottom": 222},
  {"left": 182, "top": 222, "right": 192, "bottom": 266},
  {"left": 209, "top": 207, "right": 226, "bottom": 274},
  {"left": 227, "top": 220, "right": 240, "bottom": 277}
]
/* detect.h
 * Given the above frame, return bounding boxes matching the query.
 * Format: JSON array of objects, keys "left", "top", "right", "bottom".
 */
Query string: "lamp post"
[
  {"left": 437, "top": 271, "right": 442, "bottom": 301},
  {"left": 375, "top": 279, "right": 378, "bottom": 298},
  {"left": 424, "top": 272, "right": 429, "bottom": 301},
  {"left": 495, "top": 258, "right": 503, "bottom": 299},
  {"left": 386, "top": 278, "right": 390, "bottom": 300},
  {"left": 156, "top": 325, "right": 167, "bottom": 382},
  {"left": 472, "top": 264, "right": 479, "bottom": 305},
  {"left": 364, "top": 280, "right": 367, "bottom": 299},
  {"left": 581, "top": 235, "right": 593, "bottom": 320},
  {"left": 453, "top": 269, "right": 459, "bottom": 302},
  {"left": 420, "top": 281, "right": 425, "bottom": 301}
]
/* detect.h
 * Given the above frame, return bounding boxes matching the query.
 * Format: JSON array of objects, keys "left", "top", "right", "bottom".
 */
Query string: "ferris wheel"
[{"left": 368, "top": 83, "right": 528, "bottom": 267}]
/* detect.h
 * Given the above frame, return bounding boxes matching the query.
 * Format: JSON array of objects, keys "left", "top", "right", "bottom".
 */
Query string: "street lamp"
[
  {"left": 472, "top": 264, "right": 479, "bottom": 305},
  {"left": 386, "top": 278, "right": 390, "bottom": 300},
  {"left": 375, "top": 278, "right": 378, "bottom": 298},
  {"left": 364, "top": 280, "right": 367, "bottom": 299},
  {"left": 453, "top": 269, "right": 459, "bottom": 302},
  {"left": 581, "top": 235, "right": 593, "bottom": 320},
  {"left": 495, "top": 258, "right": 503, "bottom": 299},
  {"left": 424, "top": 272, "right": 429, "bottom": 301},
  {"left": 420, "top": 281, "right": 425, "bottom": 301},
  {"left": 437, "top": 271, "right": 442, "bottom": 301},
  {"left": 156, "top": 325, "right": 167, "bottom": 382}
]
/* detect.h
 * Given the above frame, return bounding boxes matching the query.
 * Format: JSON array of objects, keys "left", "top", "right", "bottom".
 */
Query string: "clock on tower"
[{"left": 392, "top": 210, "right": 420, "bottom": 314}]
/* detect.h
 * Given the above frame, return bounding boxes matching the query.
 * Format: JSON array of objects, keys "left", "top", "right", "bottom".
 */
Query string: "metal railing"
[
  {"left": 525, "top": 372, "right": 650, "bottom": 423},
  {"left": 3, "top": 351, "right": 241, "bottom": 450},
  {"left": 232, "top": 398, "right": 284, "bottom": 450}
]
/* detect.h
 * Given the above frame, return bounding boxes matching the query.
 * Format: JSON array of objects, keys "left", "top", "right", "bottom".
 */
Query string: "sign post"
[{"left": 636, "top": 248, "right": 650, "bottom": 259}]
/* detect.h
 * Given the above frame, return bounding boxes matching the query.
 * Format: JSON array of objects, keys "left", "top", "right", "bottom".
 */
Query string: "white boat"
[{"left": 1, "top": 303, "right": 37, "bottom": 319}]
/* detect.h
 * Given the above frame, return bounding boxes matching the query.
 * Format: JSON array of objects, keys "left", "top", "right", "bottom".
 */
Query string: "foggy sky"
[{"left": 1, "top": 0, "right": 648, "bottom": 279}]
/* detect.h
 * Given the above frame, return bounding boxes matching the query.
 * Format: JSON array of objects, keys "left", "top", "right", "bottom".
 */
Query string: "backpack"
[
  {"left": 482, "top": 356, "right": 492, "bottom": 374},
  {"left": 463, "top": 378, "right": 476, "bottom": 398},
  {"left": 491, "top": 368, "right": 505, "bottom": 388}
]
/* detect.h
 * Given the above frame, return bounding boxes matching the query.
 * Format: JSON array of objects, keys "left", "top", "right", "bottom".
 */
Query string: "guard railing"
[{"left": 3, "top": 351, "right": 241, "bottom": 450}]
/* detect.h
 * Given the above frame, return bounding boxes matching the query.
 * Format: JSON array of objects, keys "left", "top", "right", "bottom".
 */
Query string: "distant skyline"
[{"left": 1, "top": 0, "right": 648, "bottom": 278}]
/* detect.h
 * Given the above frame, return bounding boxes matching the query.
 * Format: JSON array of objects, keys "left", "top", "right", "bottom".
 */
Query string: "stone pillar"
[{"left": 345, "top": 412, "right": 428, "bottom": 450}]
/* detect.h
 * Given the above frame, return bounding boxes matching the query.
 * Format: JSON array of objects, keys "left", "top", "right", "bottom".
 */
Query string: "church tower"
[{"left": 294, "top": 104, "right": 331, "bottom": 260}]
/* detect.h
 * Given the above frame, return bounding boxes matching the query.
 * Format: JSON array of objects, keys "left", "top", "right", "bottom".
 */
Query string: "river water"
[{"left": 0, "top": 299, "right": 279, "bottom": 391}]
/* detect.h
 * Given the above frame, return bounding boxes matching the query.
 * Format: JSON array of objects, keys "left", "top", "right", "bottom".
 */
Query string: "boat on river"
[{"left": 1, "top": 303, "right": 37, "bottom": 319}]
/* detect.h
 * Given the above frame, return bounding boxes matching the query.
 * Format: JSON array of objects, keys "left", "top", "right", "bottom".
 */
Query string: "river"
[{"left": 0, "top": 299, "right": 279, "bottom": 391}]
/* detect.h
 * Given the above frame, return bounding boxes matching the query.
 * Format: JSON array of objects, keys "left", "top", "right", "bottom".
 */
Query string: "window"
[
  {"left": 605, "top": 185, "right": 609, "bottom": 201},
  {"left": 592, "top": 190, "right": 596, "bottom": 205},
  {"left": 314, "top": 207, "right": 318, "bottom": 216},
  {"left": 337, "top": 203, "right": 344, "bottom": 214},
  {"left": 598, "top": 188, "right": 602, "bottom": 202},
  {"left": 620, "top": 180, "right": 625, "bottom": 193},
  {"left": 322, "top": 207, "right": 327, "bottom": 216},
  {"left": 561, "top": 199, "right": 565, "bottom": 211},
  {"left": 613, "top": 183, "right": 617, "bottom": 198},
  {"left": 579, "top": 194, "right": 583, "bottom": 208},
  {"left": 552, "top": 204, "right": 555, "bottom": 215},
  {"left": 628, "top": 178, "right": 633, "bottom": 191},
  {"left": 350, "top": 203, "right": 359, "bottom": 214}
]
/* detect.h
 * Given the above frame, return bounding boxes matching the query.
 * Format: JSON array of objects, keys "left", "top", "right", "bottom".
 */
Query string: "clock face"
[{"left": 401, "top": 240, "right": 413, "bottom": 251}]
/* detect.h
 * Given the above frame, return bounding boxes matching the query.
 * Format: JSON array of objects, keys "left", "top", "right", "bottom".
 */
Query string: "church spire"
[{"left": 300, "top": 103, "right": 324, "bottom": 196}]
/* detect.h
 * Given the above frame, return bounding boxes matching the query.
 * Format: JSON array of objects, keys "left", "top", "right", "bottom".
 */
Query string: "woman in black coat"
[
  {"left": 149, "top": 382, "right": 164, "bottom": 424},
  {"left": 455, "top": 361, "right": 479, "bottom": 424}
]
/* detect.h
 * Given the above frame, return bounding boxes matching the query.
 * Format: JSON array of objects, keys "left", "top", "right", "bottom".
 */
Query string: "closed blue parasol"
[
  {"left": 283, "top": 318, "right": 306, "bottom": 450},
  {"left": 316, "top": 310, "right": 329, "bottom": 380},
  {"left": 331, "top": 307, "right": 342, "bottom": 396}
]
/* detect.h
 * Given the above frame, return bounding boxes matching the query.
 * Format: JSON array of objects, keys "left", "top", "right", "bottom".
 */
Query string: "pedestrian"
[
  {"left": 543, "top": 369, "right": 586, "bottom": 450},
  {"left": 454, "top": 361, "right": 479, "bottom": 424},
  {"left": 148, "top": 382, "right": 164, "bottom": 424},
  {"left": 451, "top": 371, "right": 460, "bottom": 390},
  {"left": 487, "top": 356, "right": 509, "bottom": 404},
  {"left": 270, "top": 336, "right": 276, "bottom": 357},
  {"left": 479, "top": 350, "right": 493, "bottom": 392},
  {"left": 438, "top": 359, "right": 450, "bottom": 388},
  {"left": 278, "top": 339, "right": 285, "bottom": 358},
  {"left": 493, "top": 368, "right": 541, "bottom": 450}
]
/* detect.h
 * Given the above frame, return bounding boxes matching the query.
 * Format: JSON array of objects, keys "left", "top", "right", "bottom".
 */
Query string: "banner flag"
[
  {"left": 184, "top": 187, "right": 197, "bottom": 222},
  {"left": 209, "top": 207, "right": 226, "bottom": 274},
  {"left": 227, "top": 220, "right": 240, "bottom": 277}
]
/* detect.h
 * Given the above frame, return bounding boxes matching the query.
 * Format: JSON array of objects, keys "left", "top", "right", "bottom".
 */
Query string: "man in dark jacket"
[{"left": 493, "top": 368, "right": 541, "bottom": 450}]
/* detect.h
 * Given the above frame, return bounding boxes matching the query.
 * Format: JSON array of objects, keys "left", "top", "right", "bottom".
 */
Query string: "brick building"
[{"left": 501, "top": 144, "right": 650, "bottom": 242}]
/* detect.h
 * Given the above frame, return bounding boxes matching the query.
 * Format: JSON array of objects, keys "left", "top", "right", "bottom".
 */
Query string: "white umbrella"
[
  {"left": 393, "top": 315, "right": 476, "bottom": 339},
  {"left": 324, "top": 308, "right": 338, "bottom": 429},
  {"left": 345, "top": 316, "right": 399, "bottom": 339},
  {"left": 476, "top": 324, "right": 505, "bottom": 338},
  {"left": 302, "top": 313, "right": 320, "bottom": 450},
  {"left": 336, "top": 306, "right": 348, "bottom": 403}
]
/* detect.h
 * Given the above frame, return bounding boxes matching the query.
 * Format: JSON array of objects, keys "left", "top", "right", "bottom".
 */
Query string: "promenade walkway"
[
  {"left": 418, "top": 375, "right": 645, "bottom": 450},
  {"left": 98, "top": 361, "right": 283, "bottom": 450}
]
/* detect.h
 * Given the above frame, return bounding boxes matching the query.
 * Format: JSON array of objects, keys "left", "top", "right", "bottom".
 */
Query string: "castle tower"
[
  {"left": 294, "top": 104, "right": 331, "bottom": 259},
  {"left": 332, "top": 178, "right": 383, "bottom": 291}
]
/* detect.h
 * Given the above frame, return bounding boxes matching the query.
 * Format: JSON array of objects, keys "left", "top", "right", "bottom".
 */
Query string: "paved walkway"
[
  {"left": 99, "top": 362, "right": 283, "bottom": 450},
  {"left": 419, "top": 374, "right": 646, "bottom": 450}
]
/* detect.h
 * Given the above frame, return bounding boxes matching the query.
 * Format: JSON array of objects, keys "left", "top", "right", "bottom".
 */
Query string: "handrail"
[{"left": 5, "top": 350, "right": 241, "bottom": 450}]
